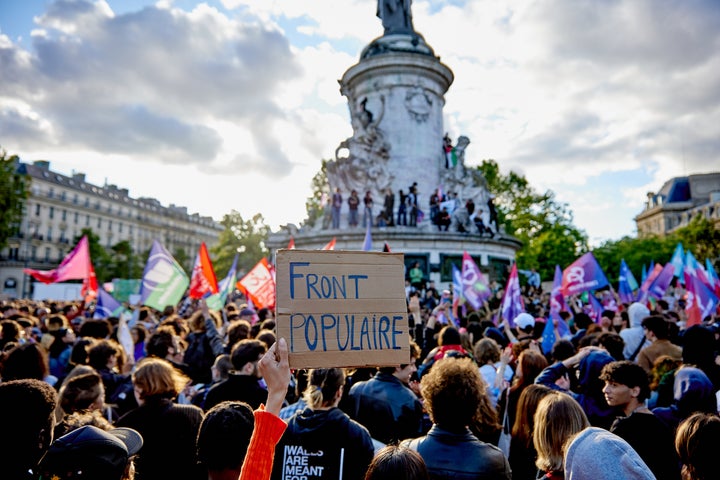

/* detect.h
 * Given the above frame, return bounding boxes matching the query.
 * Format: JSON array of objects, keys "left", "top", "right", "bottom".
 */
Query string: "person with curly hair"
[{"left": 402, "top": 357, "right": 511, "bottom": 479}]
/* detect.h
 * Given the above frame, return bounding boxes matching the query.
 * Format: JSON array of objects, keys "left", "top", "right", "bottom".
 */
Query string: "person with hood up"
[
  {"left": 564, "top": 427, "right": 655, "bottom": 480},
  {"left": 535, "top": 346, "right": 618, "bottom": 429},
  {"left": 652, "top": 366, "right": 717, "bottom": 432},
  {"left": 619, "top": 302, "right": 651, "bottom": 360},
  {"left": 271, "top": 367, "right": 374, "bottom": 480}
]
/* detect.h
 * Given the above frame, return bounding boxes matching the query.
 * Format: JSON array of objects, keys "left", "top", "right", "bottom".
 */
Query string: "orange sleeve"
[{"left": 238, "top": 405, "right": 287, "bottom": 480}]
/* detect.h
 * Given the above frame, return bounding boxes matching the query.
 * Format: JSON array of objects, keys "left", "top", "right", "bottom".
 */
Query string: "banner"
[
  {"left": 238, "top": 257, "right": 276, "bottom": 310},
  {"left": 561, "top": 252, "right": 609, "bottom": 296},
  {"left": 140, "top": 240, "right": 190, "bottom": 311},
  {"left": 275, "top": 250, "right": 409, "bottom": 369}
]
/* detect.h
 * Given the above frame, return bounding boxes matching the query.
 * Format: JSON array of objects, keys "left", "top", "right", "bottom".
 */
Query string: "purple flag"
[
  {"left": 587, "top": 293, "right": 604, "bottom": 323},
  {"left": 647, "top": 263, "right": 675, "bottom": 299},
  {"left": 501, "top": 264, "right": 525, "bottom": 327},
  {"left": 462, "top": 251, "right": 491, "bottom": 309},
  {"left": 94, "top": 288, "right": 124, "bottom": 319},
  {"left": 561, "top": 252, "right": 609, "bottom": 296},
  {"left": 140, "top": 240, "right": 190, "bottom": 311}
]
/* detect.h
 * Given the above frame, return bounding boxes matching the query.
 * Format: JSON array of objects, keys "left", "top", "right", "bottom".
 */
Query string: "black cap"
[{"left": 38, "top": 425, "right": 143, "bottom": 479}]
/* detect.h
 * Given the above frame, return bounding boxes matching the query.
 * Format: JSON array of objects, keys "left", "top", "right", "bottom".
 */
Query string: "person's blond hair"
[
  {"left": 132, "top": 357, "right": 189, "bottom": 401},
  {"left": 533, "top": 392, "right": 589, "bottom": 473}
]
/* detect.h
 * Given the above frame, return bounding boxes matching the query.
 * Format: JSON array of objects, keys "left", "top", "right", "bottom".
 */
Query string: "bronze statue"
[{"left": 377, "top": 0, "right": 414, "bottom": 34}]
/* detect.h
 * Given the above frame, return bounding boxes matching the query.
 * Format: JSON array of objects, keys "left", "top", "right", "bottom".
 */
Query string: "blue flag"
[
  {"left": 94, "top": 288, "right": 124, "bottom": 319},
  {"left": 362, "top": 223, "right": 372, "bottom": 251},
  {"left": 670, "top": 243, "right": 684, "bottom": 279},
  {"left": 541, "top": 315, "right": 556, "bottom": 355},
  {"left": 618, "top": 259, "right": 637, "bottom": 304}
]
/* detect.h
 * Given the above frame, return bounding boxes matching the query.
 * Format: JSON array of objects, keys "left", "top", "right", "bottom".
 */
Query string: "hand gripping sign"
[{"left": 275, "top": 249, "right": 410, "bottom": 369}]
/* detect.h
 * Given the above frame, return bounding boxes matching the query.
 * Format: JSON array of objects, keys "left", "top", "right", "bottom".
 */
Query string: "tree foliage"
[
  {"left": 477, "top": 160, "right": 589, "bottom": 280},
  {"left": 0, "top": 149, "right": 29, "bottom": 250},
  {"left": 594, "top": 213, "right": 720, "bottom": 283},
  {"left": 211, "top": 210, "right": 270, "bottom": 277}
]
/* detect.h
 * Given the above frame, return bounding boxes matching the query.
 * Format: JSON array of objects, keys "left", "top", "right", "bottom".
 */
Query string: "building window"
[
  {"left": 73, "top": 194, "right": 78, "bottom": 204},
  {"left": 60, "top": 191, "right": 66, "bottom": 201},
  {"left": 129, "top": 225, "right": 133, "bottom": 235},
  {"left": 85, "top": 198, "right": 90, "bottom": 207},
  {"left": 35, "top": 204, "right": 41, "bottom": 216},
  {"left": 47, "top": 227, "right": 52, "bottom": 241},
  {"left": 108, "top": 220, "right": 112, "bottom": 231},
  {"left": 31, "top": 246, "right": 37, "bottom": 261},
  {"left": 86, "top": 215, "right": 90, "bottom": 226},
  {"left": 74, "top": 212, "right": 79, "bottom": 224},
  {"left": 44, "top": 247, "right": 51, "bottom": 262},
  {"left": 48, "top": 188, "right": 54, "bottom": 198},
  {"left": 62, "top": 209, "right": 67, "bottom": 221},
  {"left": 98, "top": 218, "right": 102, "bottom": 228},
  {"left": 119, "top": 223, "right": 123, "bottom": 233},
  {"left": 49, "top": 206, "right": 54, "bottom": 219}
]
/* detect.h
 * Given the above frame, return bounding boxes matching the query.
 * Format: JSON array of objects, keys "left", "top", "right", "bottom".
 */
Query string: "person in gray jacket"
[{"left": 564, "top": 427, "right": 655, "bottom": 480}]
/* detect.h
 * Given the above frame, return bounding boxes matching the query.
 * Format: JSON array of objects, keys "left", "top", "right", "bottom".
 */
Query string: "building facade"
[
  {"left": 635, "top": 172, "right": 720, "bottom": 237},
  {"left": 1, "top": 160, "right": 222, "bottom": 298}
]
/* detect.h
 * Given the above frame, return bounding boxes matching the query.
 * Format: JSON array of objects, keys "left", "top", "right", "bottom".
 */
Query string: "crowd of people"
[
  {"left": 1, "top": 276, "right": 719, "bottom": 480},
  {"left": 325, "top": 183, "right": 498, "bottom": 235}
]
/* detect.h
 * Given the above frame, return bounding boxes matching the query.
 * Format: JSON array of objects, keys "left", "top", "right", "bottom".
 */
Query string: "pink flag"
[{"left": 24, "top": 236, "right": 92, "bottom": 284}]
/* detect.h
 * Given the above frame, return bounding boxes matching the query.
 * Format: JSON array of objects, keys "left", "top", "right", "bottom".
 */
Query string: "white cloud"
[{"left": 1, "top": 0, "right": 718, "bottom": 241}]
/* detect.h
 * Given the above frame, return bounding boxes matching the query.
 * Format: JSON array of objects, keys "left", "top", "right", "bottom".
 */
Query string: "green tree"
[
  {"left": 302, "top": 159, "right": 330, "bottom": 228},
  {"left": 477, "top": 160, "right": 588, "bottom": 280},
  {"left": 211, "top": 211, "right": 270, "bottom": 277},
  {"left": 675, "top": 214, "right": 720, "bottom": 263},
  {"left": 0, "top": 149, "right": 29, "bottom": 250},
  {"left": 108, "top": 240, "right": 144, "bottom": 279},
  {"left": 593, "top": 235, "right": 676, "bottom": 284}
]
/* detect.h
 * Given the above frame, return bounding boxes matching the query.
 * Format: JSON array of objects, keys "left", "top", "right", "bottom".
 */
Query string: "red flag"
[
  {"left": 322, "top": 237, "right": 336, "bottom": 251},
  {"left": 383, "top": 242, "right": 391, "bottom": 252},
  {"left": 287, "top": 237, "right": 296, "bottom": 249},
  {"left": 237, "top": 258, "right": 276, "bottom": 310},
  {"left": 189, "top": 242, "right": 219, "bottom": 299},
  {"left": 81, "top": 262, "right": 99, "bottom": 302},
  {"left": 25, "top": 236, "right": 92, "bottom": 284}
]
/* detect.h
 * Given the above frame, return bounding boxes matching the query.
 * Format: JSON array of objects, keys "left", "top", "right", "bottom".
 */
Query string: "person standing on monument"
[
  {"left": 348, "top": 190, "right": 360, "bottom": 228},
  {"left": 397, "top": 189, "right": 407, "bottom": 226},
  {"left": 408, "top": 185, "right": 418, "bottom": 227},
  {"left": 487, "top": 194, "right": 499, "bottom": 233},
  {"left": 332, "top": 188, "right": 343, "bottom": 229},
  {"left": 383, "top": 188, "right": 395, "bottom": 226},
  {"left": 363, "top": 190, "right": 374, "bottom": 228}
]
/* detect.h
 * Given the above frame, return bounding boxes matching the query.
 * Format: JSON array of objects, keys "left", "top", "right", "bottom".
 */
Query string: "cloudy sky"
[{"left": 1, "top": 0, "right": 718, "bottom": 245}]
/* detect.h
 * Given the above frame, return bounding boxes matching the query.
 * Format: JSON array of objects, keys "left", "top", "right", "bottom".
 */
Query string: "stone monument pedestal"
[{"left": 267, "top": 227, "right": 521, "bottom": 289}]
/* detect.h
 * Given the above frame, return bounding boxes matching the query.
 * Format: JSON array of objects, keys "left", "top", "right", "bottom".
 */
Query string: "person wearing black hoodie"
[{"left": 271, "top": 367, "right": 374, "bottom": 480}]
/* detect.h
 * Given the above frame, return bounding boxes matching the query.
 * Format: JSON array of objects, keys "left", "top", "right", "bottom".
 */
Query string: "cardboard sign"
[{"left": 276, "top": 249, "right": 410, "bottom": 369}]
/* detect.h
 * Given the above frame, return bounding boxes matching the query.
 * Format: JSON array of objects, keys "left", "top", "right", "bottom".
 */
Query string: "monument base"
[{"left": 267, "top": 227, "right": 521, "bottom": 290}]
